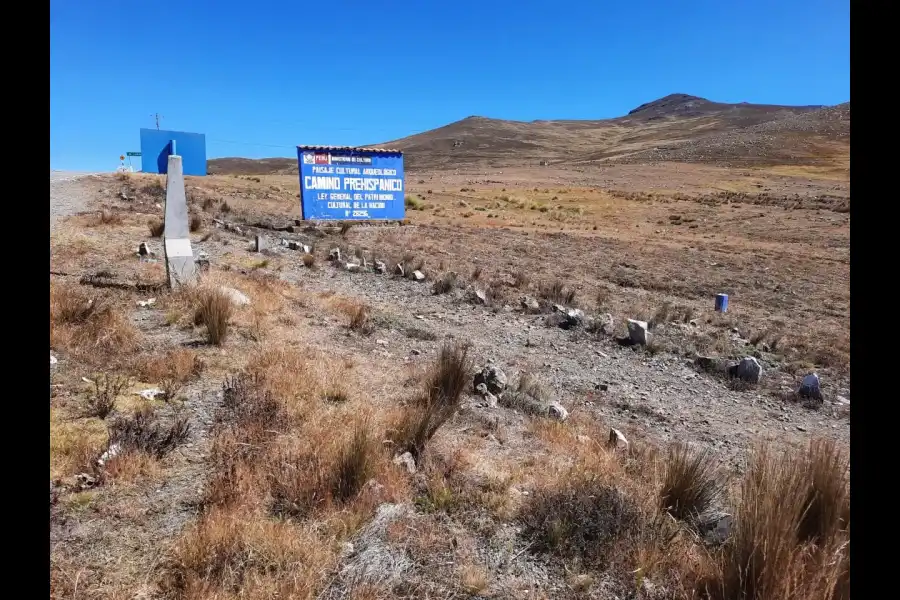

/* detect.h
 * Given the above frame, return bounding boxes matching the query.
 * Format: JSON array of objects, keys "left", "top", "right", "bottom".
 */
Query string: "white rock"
[
  {"left": 548, "top": 402, "right": 569, "bottom": 421},
  {"left": 139, "top": 388, "right": 164, "bottom": 400},
  {"left": 412, "top": 270, "right": 426, "bottom": 281},
  {"left": 97, "top": 443, "right": 122, "bottom": 467},
  {"left": 345, "top": 262, "right": 361, "bottom": 272},
  {"left": 607, "top": 428, "right": 629, "bottom": 450},
  {"left": 137, "top": 298, "right": 157, "bottom": 308},
  {"left": 392, "top": 451, "right": 417, "bottom": 475},
  {"left": 374, "top": 260, "right": 387, "bottom": 274},
  {"left": 50, "top": 354, "right": 58, "bottom": 366},
  {"left": 220, "top": 286, "right": 251, "bottom": 307},
  {"left": 627, "top": 319, "right": 651, "bottom": 345}
]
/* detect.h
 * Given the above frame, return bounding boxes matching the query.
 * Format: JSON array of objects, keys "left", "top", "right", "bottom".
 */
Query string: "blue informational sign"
[{"left": 297, "top": 147, "right": 405, "bottom": 220}]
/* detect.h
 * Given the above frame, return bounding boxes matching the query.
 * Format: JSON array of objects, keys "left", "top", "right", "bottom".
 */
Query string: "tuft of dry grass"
[
  {"left": 50, "top": 283, "right": 140, "bottom": 365},
  {"left": 332, "top": 420, "right": 376, "bottom": 503},
  {"left": 390, "top": 343, "right": 473, "bottom": 459},
  {"left": 148, "top": 218, "right": 165, "bottom": 237},
  {"left": 512, "top": 270, "right": 530, "bottom": 289},
  {"left": 349, "top": 304, "right": 374, "bottom": 335},
  {"left": 302, "top": 253, "right": 316, "bottom": 268},
  {"left": 539, "top": 280, "right": 577, "bottom": 307},
  {"left": 660, "top": 443, "right": 723, "bottom": 524},
  {"left": 432, "top": 271, "right": 458, "bottom": 295},
  {"left": 195, "top": 288, "right": 234, "bottom": 345},
  {"left": 705, "top": 440, "right": 850, "bottom": 600},
  {"left": 136, "top": 348, "right": 204, "bottom": 386},
  {"left": 88, "top": 209, "right": 123, "bottom": 227}
]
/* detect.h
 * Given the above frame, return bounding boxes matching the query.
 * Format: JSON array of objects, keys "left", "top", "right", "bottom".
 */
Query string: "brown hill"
[{"left": 206, "top": 94, "right": 848, "bottom": 174}]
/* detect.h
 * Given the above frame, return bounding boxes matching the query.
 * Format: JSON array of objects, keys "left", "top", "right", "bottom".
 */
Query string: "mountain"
[{"left": 206, "top": 94, "right": 849, "bottom": 174}]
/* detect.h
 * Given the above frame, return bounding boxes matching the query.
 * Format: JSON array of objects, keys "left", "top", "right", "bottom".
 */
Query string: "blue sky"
[{"left": 50, "top": 0, "right": 849, "bottom": 172}]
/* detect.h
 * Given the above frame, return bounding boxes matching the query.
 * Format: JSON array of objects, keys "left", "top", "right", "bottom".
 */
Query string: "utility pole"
[{"left": 151, "top": 113, "right": 164, "bottom": 130}]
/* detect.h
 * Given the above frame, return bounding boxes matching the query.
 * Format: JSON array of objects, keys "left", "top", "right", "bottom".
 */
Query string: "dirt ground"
[{"left": 49, "top": 161, "right": 850, "bottom": 599}]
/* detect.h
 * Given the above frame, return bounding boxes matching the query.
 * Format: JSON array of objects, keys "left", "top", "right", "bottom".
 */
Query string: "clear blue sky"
[{"left": 50, "top": 0, "right": 849, "bottom": 172}]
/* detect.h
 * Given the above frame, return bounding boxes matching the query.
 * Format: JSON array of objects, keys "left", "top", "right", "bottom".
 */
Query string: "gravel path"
[{"left": 50, "top": 170, "right": 101, "bottom": 231}]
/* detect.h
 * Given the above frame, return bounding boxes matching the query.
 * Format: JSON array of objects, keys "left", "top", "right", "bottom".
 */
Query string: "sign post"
[{"left": 297, "top": 146, "right": 405, "bottom": 221}]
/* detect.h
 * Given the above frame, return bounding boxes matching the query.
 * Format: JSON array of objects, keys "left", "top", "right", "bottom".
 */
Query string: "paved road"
[{"left": 50, "top": 170, "right": 101, "bottom": 232}]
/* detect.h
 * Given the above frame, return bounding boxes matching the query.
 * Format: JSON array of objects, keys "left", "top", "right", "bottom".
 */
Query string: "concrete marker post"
[{"left": 163, "top": 154, "right": 197, "bottom": 288}]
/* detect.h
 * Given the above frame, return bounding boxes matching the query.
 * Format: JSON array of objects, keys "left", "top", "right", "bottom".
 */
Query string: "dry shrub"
[
  {"left": 217, "top": 373, "right": 282, "bottom": 433},
  {"left": 349, "top": 304, "right": 374, "bottom": 335},
  {"left": 512, "top": 270, "right": 530, "bottom": 289},
  {"left": 88, "top": 209, "right": 123, "bottom": 227},
  {"left": 539, "top": 280, "right": 577, "bottom": 306},
  {"left": 521, "top": 475, "right": 642, "bottom": 566},
  {"left": 148, "top": 218, "right": 165, "bottom": 237},
  {"left": 107, "top": 406, "right": 190, "bottom": 459},
  {"left": 195, "top": 288, "right": 234, "bottom": 345},
  {"left": 101, "top": 448, "right": 162, "bottom": 484},
  {"left": 660, "top": 443, "right": 723, "bottom": 524},
  {"left": 83, "top": 373, "right": 130, "bottom": 419},
  {"left": 302, "top": 253, "right": 316, "bottom": 268},
  {"left": 432, "top": 272, "right": 458, "bottom": 295},
  {"left": 390, "top": 343, "right": 472, "bottom": 459},
  {"left": 137, "top": 348, "right": 204, "bottom": 385},
  {"left": 705, "top": 440, "right": 850, "bottom": 600},
  {"left": 189, "top": 213, "right": 202, "bottom": 232},
  {"left": 471, "top": 265, "right": 483, "bottom": 281}
]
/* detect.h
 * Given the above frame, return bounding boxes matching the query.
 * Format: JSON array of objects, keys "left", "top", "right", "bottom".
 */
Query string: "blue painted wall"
[
  {"left": 139, "top": 129, "right": 207, "bottom": 176},
  {"left": 298, "top": 148, "right": 405, "bottom": 220}
]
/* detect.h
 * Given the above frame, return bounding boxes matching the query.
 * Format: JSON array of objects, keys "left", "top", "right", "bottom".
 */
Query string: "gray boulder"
[
  {"left": 798, "top": 372, "right": 823, "bottom": 401},
  {"left": 736, "top": 356, "right": 763, "bottom": 384},
  {"left": 627, "top": 319, "right": 651, "bottom": 345},
  {"left": 474, "top": 365, "right": 507, "bottom": 395}
]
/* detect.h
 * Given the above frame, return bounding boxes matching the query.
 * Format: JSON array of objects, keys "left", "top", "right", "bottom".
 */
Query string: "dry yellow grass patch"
[
  {"left": 50, "top": 408, "right": 107, "bottom": 480},
  {"left": 163, "top": 506, "right": 337, "bottom": 600}
]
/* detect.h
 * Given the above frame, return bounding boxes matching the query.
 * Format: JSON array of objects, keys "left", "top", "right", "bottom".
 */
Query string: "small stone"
[
  {"left": 797, "top": 426, "right": 807, "bottom": 432},
  {"left": 411, "top": 349, "right": 421, "bottom": 355},
  {"left": 627, "top": 319, "right": 651, "bottom": 345},
  {"left": 474, "top": 289, "right": 488, "bottom": 304},
  {"left": 97, "top": 443, "right": 122, "bottom": 467},
  {"left": 595, "top": 383, "right": 609, "bottom": 392},
  {"left": 412, "top": 270, "right": 425, "bottom": 281},
  {"left": 548, "top": 402, "right": 569, "bottom": 421},
  {"left": 137, "top": 298, "right": 157, "bottom": 308},
  {"left": 702, "top": 514, "right": 733, "bottom": 545},
  {"left": 576, "top": 434, "right": 591, "bottom": 444},
  {"left": 521, "top": 296, "right": 540, "bottom": 312},
  {"left": 345, "top": 262, "right": 361, "bottom": 272},
  {"left": 139, "top": 388, "right": 164, "bottom": 400},
  {"left": 835, "top": 395, "right": 850, "bottom": 405},
  {"left": 395, "top": 263, "right": 405, "bottom": 276},
  {"left": 329, "top": 248, "right": 342, "bottom": 261},
  {"left": 374, "top": 260, "right": 387, "bottom": 274},
  {"left": 220, "top": 286, "right": 251, "bottom": 307},
  {"left": 376, "top": 339, "right": 389, "bottom": 346},
  {"left": 392, "top": 451, "right": 416, "bottom": 475},
  {"left": 607, "top": 428, "right": 629, "bottom": 450},
  {"left": 50, "top": 354, "right": 58, "bottom": 366}
]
